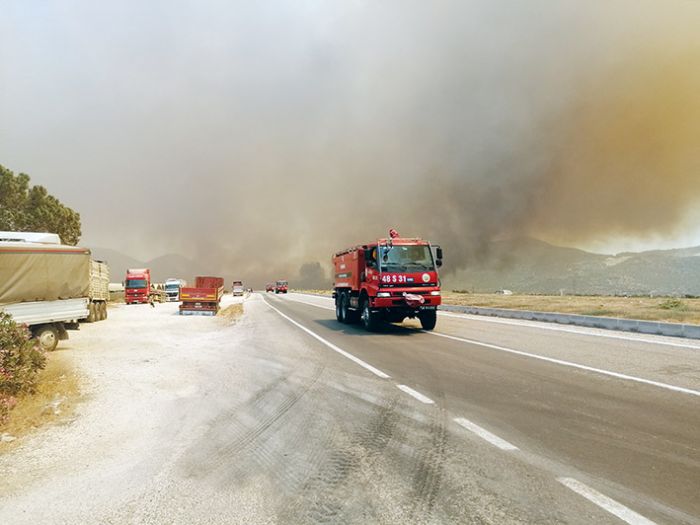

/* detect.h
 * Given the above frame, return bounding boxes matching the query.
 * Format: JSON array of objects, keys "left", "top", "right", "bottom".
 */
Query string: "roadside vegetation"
[
  {"left": 443, "top": 292, "right": 700, "bottom": 324},
  {"left": 0, "top": 312, "right": 79, "bottom": 448},
  {"left": 0, "top": 313, "right": 46, "bottom": 425},
  {"left": 0, "top": 164, "right": 81, "bottom": 244},
  {"left": 293, "top": 289, "right": 700, "bottom": 325}
]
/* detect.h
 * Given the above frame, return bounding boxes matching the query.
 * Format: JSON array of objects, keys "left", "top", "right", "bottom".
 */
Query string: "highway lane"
[{"left": 267, "top": 292, "right": 700, "bottom": 524}]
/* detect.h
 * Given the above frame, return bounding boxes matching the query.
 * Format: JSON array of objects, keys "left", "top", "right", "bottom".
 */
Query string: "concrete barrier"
[{"left": 438, "top": 304, "right": 700, "bottom": 341}]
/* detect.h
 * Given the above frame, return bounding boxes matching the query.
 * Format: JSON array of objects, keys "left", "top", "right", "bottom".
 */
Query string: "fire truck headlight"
[
  {"left": 377, "top": 292, "right": 391, "bottom": 297},
  {"left": 430, "top": 291, "right": 441, "bottom": 296}
]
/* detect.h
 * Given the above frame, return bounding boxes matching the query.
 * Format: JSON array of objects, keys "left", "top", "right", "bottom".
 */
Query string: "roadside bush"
[
  {"left": 659, "top": 298, "right": 688, "bottom": 311},
  {"left": 0, "top": 313, "right": 46, "bottom": 423}
]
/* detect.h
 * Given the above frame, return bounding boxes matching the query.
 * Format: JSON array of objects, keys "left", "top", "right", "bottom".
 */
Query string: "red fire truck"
[
  {"left": 275, "top": 280, "right": 288, "bottom": 294},
  {"left": 332, "top": 229, "right": 442, "bottom": 331},
  {"left": 179, "top": 276, "right": 224, "bottom": 315}
]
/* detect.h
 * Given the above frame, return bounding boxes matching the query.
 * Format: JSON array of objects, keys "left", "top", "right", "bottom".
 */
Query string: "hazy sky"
[{"left": 1, "top": 1, "right": 699, "bottom": 282}]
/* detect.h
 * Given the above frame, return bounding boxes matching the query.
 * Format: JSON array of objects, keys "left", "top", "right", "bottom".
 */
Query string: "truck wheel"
[
  {"left": 335, "top": 294, "right": 345, "bottom": 323},
  {"left": 361, "top": 298, "right": 380, "bottom": 331},
  {"left": 33, "top": 324, "right": 59, "bottom": 352},
  {"left": 343, "top": 295, "right": 359, "bottom": 324},
  {"left": 419, "top": 310, "right": 437, "bottom": 331},
  {"left": 102, "top": 302, "right": 108, "bottom": 320},
  {"left": 87, "top": 302, "right": 97, "bottom": 323}
]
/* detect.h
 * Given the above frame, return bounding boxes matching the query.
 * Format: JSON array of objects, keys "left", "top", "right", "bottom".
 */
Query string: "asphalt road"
[
  {"left": 263, "top": 292, "right": 700, "bottom": 525},
  {"left": 0, "top": 292, "right": 698, "bottom": 524}
]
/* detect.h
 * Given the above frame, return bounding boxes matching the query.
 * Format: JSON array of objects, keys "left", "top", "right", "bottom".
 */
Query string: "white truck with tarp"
[{"left": 0, "top": 231, "right": 109, "bottom": 350}]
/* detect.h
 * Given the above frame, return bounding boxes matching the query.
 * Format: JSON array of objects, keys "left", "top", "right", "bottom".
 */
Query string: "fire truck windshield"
[
  {"left": 125, "top": 279, "right": 147, "bottom": 288},
  {"left": 380, "top": 245, "right": 435, "bottom": 272}
]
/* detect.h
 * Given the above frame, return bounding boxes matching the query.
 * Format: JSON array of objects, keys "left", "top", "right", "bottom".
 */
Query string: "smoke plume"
[{"left": 1, "top": 1, "right": 699, "bottom": 287}]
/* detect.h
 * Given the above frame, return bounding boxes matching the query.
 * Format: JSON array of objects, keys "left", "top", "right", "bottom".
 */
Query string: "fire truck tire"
[
  {"left": 335, "top": 294, "right": 345, "bottom": 323},
  {"left": 343, "top": 294, "right": 360, "bottom": 324},
  {"left": 361, "top": 298, "right": 380, "bottom": 331},
  {"left": 341, "top": 294, "right": 359, "bottom": 324},
  {"left": 419, "top": 310, "right": 437, "bottom": 330}
]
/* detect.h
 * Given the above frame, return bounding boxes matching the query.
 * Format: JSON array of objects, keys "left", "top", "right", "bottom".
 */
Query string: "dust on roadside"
[
  {"left": 0, "top": 353, "right": 82, "bottom": 453},
  {"left": 217, "top": 303, "right": 244, "bottom": 323}
]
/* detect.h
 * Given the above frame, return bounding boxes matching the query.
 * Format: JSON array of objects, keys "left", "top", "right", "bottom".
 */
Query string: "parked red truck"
[
  {"left": 333, "top": 229, "right": 443, "bottom": 331},
  {"left": 125, "top": 268, "right": 151, "bottom": 304},
  {"left": 179, "top": 276, "right": 224, "bottom": 315}
]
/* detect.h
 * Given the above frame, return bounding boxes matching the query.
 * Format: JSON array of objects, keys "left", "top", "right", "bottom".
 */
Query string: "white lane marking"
[
  {"left": 453, "top": 417, "right": 518, "bottom": 451},
  {"left": 438, "top": 311, "right": 700, "bottom": 350},
  {"left": 284, "top": 296, "right": 335, "bottom": 311},
  {"left": 428, "top": 332, "right": 700, "bottom": 397},
  {"left": 558, "top": 477, "right": 657, "bottom": 525},
  {"left": 396, "top": 384, "right": 435, "bottom": 404},
  {"left": 263, "top": 300, "right": 390, "bottom": 379}
]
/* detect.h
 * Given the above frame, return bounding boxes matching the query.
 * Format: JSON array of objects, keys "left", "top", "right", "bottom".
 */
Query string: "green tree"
[{"left": 0, "top": 164, "right": 81, "bottom": 245}]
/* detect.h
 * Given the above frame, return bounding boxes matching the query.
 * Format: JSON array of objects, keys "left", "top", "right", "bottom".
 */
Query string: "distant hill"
[
  {"left": 448, "top": 238, "right": 700, "bottom": 296},
  {"left": 90, "top": 239, "right": 700, "bottom": 295},
  {"left": 88, "top": 247, "right": 198, "bottom": 284}
]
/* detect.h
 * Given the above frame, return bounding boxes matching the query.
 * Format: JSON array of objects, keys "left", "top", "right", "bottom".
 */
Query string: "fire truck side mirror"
[
  {"left": 435, "top": 246, "right": 443, "bottom": 267},
  {"left": 436, "top": 259, "right": 443, "bottom": 267}
]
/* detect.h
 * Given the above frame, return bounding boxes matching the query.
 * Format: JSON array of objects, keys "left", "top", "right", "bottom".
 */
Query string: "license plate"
[{"left": 419, "top": 306, "right": 436, "bottom": 310}]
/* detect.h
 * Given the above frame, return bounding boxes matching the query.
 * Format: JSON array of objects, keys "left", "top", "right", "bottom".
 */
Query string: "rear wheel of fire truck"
[
  {"left": 335, "top": 293, "right": 346, "bottom": 323},
  {"left": 341, "top": 294, "right": 359, "bottom": 324},
  {"left": 419, "top": 310, "right": 437, "bottom": 331},
  {"left": 360, "top": 298, "right": 380, "bottom": 331},
  {"left": 33, "top": 324, "right": 59, "bottom": 352}
]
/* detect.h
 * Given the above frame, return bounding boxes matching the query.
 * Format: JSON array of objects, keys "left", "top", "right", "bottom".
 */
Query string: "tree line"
[{"left": 0, "top": 164, "right": 81, "bottom": 245}]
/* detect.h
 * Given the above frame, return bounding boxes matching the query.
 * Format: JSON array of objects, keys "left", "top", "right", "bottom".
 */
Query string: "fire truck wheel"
[
  {"left": 335, "top": 294, "right": 344, "bottom": 322},
  {"left": 419, "top": 310, "right": 437, "bottom": 330},
  {"left": 345, "top": 296, "right": 360, "bottom": 323},
  {"left": 341, "top": 294, "right": 356, "bottom": 324},
  {"left": 361, "top": 298, "right": 380, "bottom": 331}
]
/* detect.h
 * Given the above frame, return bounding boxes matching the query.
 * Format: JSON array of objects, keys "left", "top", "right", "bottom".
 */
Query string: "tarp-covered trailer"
[
  {"left": 87, "top": 260, "right": 110, "bottom": 322},
  {"left": 0, "top": 237, "right": 92, "bottom": 350}
]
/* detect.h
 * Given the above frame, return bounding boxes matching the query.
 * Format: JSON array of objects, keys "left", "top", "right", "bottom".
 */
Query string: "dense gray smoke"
[{"left": 1, "top": 1, "right": 699, "bottom": 287}]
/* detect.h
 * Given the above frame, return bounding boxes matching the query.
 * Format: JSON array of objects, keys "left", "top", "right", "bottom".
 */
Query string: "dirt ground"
[
  {"left": 295, "top": 289, "right": 700, "bottom": 324},
  {"left": 0, "top": 353, "right": 81, "bottom": 452}
]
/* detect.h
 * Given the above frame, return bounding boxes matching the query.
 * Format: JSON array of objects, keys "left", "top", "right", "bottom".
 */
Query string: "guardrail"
[{"left": 438, "top": 305, "right": 700, "bottom": 340}]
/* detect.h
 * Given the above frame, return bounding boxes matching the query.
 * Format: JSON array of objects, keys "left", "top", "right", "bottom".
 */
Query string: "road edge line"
[
  {"left": 453, "top": 417, "right": 519, "bottom": 451},
  {"left": 263, "top": 299, "right": 390, "bottom": 379}
]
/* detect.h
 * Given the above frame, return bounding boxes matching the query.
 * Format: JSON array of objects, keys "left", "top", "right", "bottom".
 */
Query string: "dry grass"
[
  {"left": 217, "top": 303, "right": 244, "bottom": 323},
  {"left": 0, "top": 354, "right": 82, "bottom": 451},
  {"left": 442, "top": 292, "right": 700, "bottom": 324},
  {"left": 293, "top": 289, "right": 700, "bottom": 325}
]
